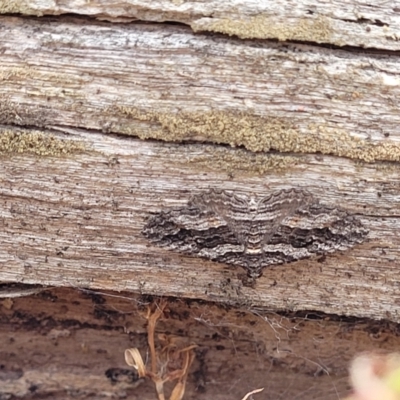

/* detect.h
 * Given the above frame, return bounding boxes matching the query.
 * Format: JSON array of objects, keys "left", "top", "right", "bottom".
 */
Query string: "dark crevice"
[
  {"left": 3, "top": 285, "right": 400, "bottom": 328},
  {"left": 0, "top": 11, "right": 190, "bottom": 27},
  {"left": 339, "top": 16, "right": 388, "bottom": 27}
]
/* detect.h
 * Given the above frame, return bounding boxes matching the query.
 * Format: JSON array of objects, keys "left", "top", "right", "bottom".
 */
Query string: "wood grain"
[
  {"left": 0, "top": 7, "right": 398, "bottom": 400},
  {"left": 0, "top": 16, "right": 399, "bottom": 322},
  {"left": 3, "top": 0, "right": 400, "bottom": 50},
  {"left": 0, "top": 127, "right": 399, "bottom": 322},
  {"left": 0, "top": 17, "right": 400, "bottom": 162}
]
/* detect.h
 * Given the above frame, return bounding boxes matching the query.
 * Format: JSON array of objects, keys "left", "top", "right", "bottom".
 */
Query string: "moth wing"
[
  {"left": 190, "top": 190, "right": 249, "bottom": 245},
  {"left": 257, "top": 189, "right": 314, "bottom": 246}
]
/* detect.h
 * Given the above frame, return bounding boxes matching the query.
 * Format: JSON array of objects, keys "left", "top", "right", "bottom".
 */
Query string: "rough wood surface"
[
  {"left": 3, "top": 0, "right": 400, "bottom": 50},
  {"left": 1, "top": 17, "right": 400, "bottom": 163},
  {"left": 1, "top": 5, "right": 399, "bottom": 400},
  {"left": 0, "top": 127, "right": 399, "bottom": 323},
  {"left": 0, "top": 17, "right": 399, "bottom": 322},
  {"left": 2, "top": 286, "right": 400, "bottom": 399}
]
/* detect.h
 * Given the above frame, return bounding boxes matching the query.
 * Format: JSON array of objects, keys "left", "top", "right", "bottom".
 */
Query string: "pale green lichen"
[
  {"left": 191, "top": 15, "right": 332, "bottom": 43},
  {"left": 0, "top": 67, "right": 81, "bottom": 87},
  {"left": 185, "top": 144, "right": 298, "bottom": 175},
  {"left": 0, "top": 130, "right": 86, "bottom": 156},
  {"left": 0, "top": 1, "right": 37, "bottom": 14},
  {"left": 111, "top": 106, "right": 400, "bottom": 163}
]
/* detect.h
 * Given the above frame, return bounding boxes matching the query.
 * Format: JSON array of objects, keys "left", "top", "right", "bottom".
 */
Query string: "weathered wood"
[
  {"left": 3, "top": 1, "right": 400, "bottom": 50},
  {"left": 0, "top": 14, "right": 398, "bottom": 321},
  {"left": 1, "top": 286, "right": 399, "bottom": 399},
  {"left": 0, "top": 5, "right": 398, "bottom": 400},
  {"left": 0, "top": 127, "right": 398, "bottom": 322},
  {"left": 0, "top": 17, "right": 400, "bottom": 163}
]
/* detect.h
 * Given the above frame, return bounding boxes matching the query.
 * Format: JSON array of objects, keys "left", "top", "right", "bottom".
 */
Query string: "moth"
[{"left": 142, "top": 189, "right": 368, "bottom": 279}]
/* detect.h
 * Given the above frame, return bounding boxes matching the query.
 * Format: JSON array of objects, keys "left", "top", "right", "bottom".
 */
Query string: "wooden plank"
[
  {"left": 0, "top": 17, "right": 400, "bottom": 163},
  {"left": 1, "top": 286, "right": 399, "bottom": 399},
  {"left": 0, "top": 127, "right": 399, "bottom": 322},
  {"left": 0, "top": 17, "right": 399, "bottom": 322},
  {"left": 0, "top": 9, "right": 398, "bottom": 400},
  {"left": 2, "top": 1, "right": 400, "bottom": 50}
]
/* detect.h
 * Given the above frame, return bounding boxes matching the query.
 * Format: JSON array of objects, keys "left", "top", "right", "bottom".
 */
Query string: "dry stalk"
[
  {"left": 125, "top": 300, "right": 197, "bottom": 400},
  {"left": 240, "top": 388, "right": 264, "bottom": 400}
]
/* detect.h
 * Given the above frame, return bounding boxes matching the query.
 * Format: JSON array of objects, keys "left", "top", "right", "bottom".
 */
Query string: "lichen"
[
  {"left": 191, "top": 15, "right": 332, "bottom": 43},
  {"left": 111, "top": 106, "right": 400, "bottom": 163},
  {"left": 0, "top": 67, "right": 79, "bottom": 86},
  {"left": 0, "top": 1, "right": 37, "bottom": 15},
  {"left": 0, "top": 129, "right": 86, "bottom": 156},
  {"left": 184, "top": 144, "right": 298, "bottom": 175}
]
